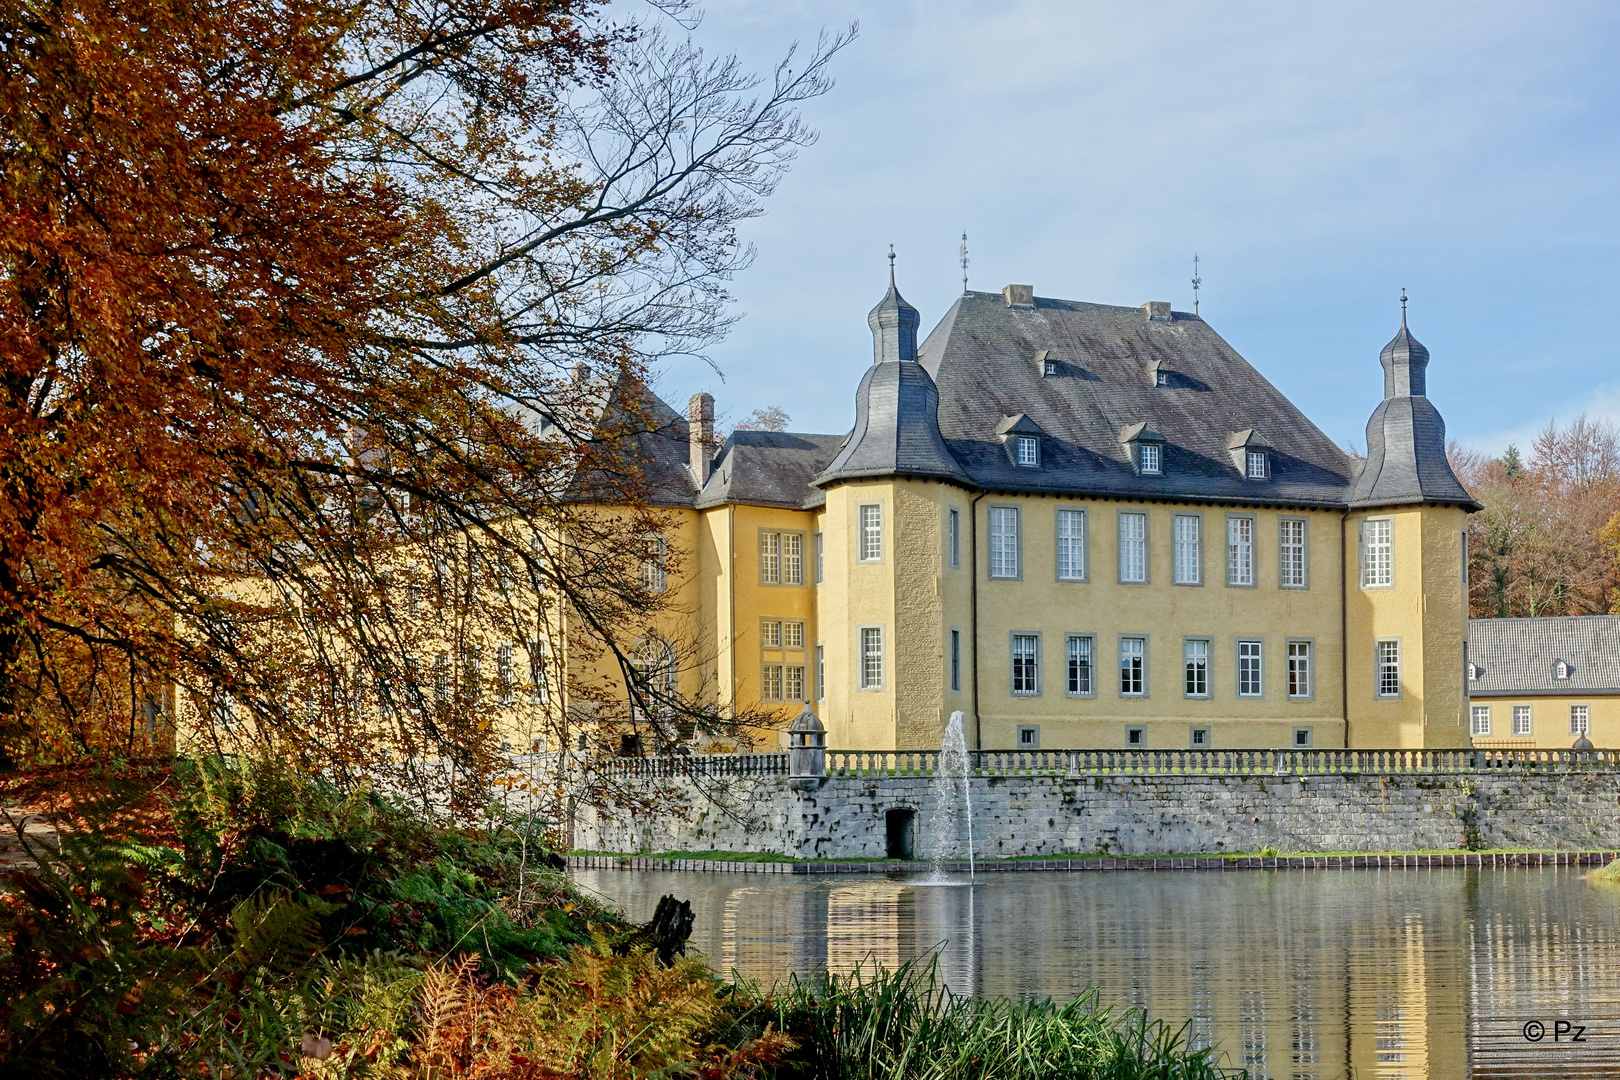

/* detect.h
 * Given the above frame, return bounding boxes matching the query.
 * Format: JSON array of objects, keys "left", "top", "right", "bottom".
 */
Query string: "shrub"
[{"left": 769, "top": 955, "right": 1240, "bottom": 1080}]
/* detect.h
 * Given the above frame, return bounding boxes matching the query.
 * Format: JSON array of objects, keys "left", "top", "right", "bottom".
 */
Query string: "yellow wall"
[
  {"left": 1343, "top": 506, "right": 1469, "bottom": 748},
  {"left": 964, "top": 497, "right": 1346, "bottom": 751},
  {"left": 1468, "top": 695, "right": 1620, "bottom": 750}
]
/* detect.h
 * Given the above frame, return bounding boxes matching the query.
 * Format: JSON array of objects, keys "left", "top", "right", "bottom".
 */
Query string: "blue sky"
[{"left": 651, "top": 1, "right": 1620, "bottom": 457}]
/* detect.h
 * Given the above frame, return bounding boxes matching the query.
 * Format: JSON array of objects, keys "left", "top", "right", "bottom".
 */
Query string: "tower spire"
[
  {"left": 959, "top": 232, "right": 970, "bottom": 294},
  {"left": 1400, "top": 287, "right": 1408, "bottom": 328},
  {"left": 1192, "top": 254, "right": 1202, "bottom": 316},
  {"left": 887, "top": 244, "right": 896, "bottom": 287}
]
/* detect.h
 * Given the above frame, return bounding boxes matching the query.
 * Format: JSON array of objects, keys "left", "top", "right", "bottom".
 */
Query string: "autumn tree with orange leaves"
[
  {"left": 0, "top": 0, "right": 847, "bottom": 806},
  {"left": 1454, "top": 415, "right": 1620, "bottom": 619}
]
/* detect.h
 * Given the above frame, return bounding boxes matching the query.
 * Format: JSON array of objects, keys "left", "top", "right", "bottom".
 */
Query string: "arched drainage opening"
[{"left": 885, "top": 808, "right": 916, "bottom": 860}]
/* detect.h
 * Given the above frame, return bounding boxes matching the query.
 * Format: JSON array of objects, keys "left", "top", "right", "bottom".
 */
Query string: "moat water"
[{"left": 576, "top": 866, "right": 1620, "bottom": 1080}]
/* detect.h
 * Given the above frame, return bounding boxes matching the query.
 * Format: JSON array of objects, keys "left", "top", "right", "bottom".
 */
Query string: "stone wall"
[{"left": 572, "top": 770, "right": 1620, "bottom": 858}]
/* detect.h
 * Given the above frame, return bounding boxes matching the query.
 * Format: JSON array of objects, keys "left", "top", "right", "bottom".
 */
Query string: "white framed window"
[
  {"left": 761, "top": 619, "right": 783, "bottom": 649},
  {"left": 1467, "top": 662, "right": 1478, "bottom": 681},
  {"left": 1184, "top": 639, "right": 1209, "bottom": 697},
  {"left": 1512, "top": 704, "right": 1532, "bottom": 736},
  {"left": 1119, "top": 636, "right": 1147, "bottom": 697},
  {"left": 760, "top": 531, "right": 804, "bottom": 585},
  {"left": 528, "top": 640, "right": 549, "bottom": 703},
  {"left": 1011, "top": 633, "right": 1040, "bottom": 696},
  {"left": 989, "top": 506, "right": 1021, "bottom": 579},
  {"left": 947, "top": 509, "right": 960, "bottom": 569},
  {"left": 1018, "top": 724, "right": 1041, "bottom": 748},
  {"left": 815, "top": 643, "right": 825, "bottom": 700},
  {"left": 1173, "top": 514, "right": 1201, "bottom": 585},
  {"left": 1056, "top": 509, "right": 1087, "bottom": 581},
  {"left": 1376, "top": 640, "right": 1401, "bottom": 698},
  {"left": 496, "top": 644, "right": 515, "bottom": 705},
  {"left": 1279, "top": 518, "right": 1307, "bottom": 588},
  {"left": 784, "top": 620, "right": 805, "bottom": 649},
  {"left": 1361, "top": 518, "right": 1393, "bottom": 588},
  {"left": 1015, "top": 436, "right": 1040, "bottom": 466},
  {"left": 1237, "top": 640, "right": 1263, "bottom": 698},
  {"left": 1571, "top": 704, "right": 1590, "bottom": 736},
  {"left": 858, "top": 504, "right": 883, "bottom": 562},
  {"left": 759, "top": 530, "right": 779, "bottom": 584},
  {"left": 950, "top": 629, "right": 961, "bottom": 693},
  {"left": 1226, "top": 516, "right": 1254, "bottom": 587},
  {"left": 1471, "top": 704, "right": 1491, "bottom": 737},
  {"left": 782, "top": 532, "right": 803, "bottom": 585},
  {"left": 1246, "top": 450, "right": 1268, "bottom": 479},
  {"left": 761, "top": 664, "right": 784, "bottom": 701},
  {"left": 786, "top": 664, "right": 806, "bottom": 702},
  {"left": 859, "top": 626, "right": 884, "bottom": 690},
  {"left": 1118, "top": 512, "right": 1147, "bottom": 583},
  {"left": 433, "top": 651, "right": 451, "bottom": 704},
  {"left": 1067, "top": 635, "right": 1095, "bottom": 696},
  {"left": 1287, "top": 640, "right": 1312, "bottom": 699},
  {"left": 1190, "top": 726, "right": 1211, "bottom": 748},
  {"left": 814, "top": 532, "right": 824, "bottom": 583},
  {"left": 640, "top": 535, "right": 666, "bottom": 592},
  {"left": 1139, "top": 443, "right": 1161, "bottom": 474},
  {"left": 1555, "top": 660, "right": 1571, "bottom": 680}
]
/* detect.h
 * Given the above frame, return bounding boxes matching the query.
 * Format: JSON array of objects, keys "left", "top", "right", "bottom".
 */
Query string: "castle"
[{"left": 629, "top": 271, "right": 1481, "bottom": 751}]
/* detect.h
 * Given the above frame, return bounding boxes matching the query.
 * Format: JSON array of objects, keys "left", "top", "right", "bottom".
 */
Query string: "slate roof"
[
  {"left": 814, "top": 358, "right": 974, "bottom": 489},
  {"left": 913, "top": 291, "right": 1355, "bottom": 506},
  {"left": 629, "top": 284, "right": 1481, "bottom": 514},
  {"left": 562, "top": 374, "right": 697, "bottom": 509},
  {"left": 1468, "top": 616, "right": 1620, "bottom": 696},
  {"left": 696, "top": 430, "right": 845, "bottom": 509}
]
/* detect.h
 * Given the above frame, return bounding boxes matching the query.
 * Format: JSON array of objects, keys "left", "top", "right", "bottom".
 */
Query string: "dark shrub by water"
[{"left": 766, "top": 955, "right": 1243, "bottom": 1080}]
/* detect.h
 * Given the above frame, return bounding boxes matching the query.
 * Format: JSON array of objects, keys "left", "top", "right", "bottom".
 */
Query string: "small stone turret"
[{"left": 788, "top": 706, "right": 826, "bottom": 785}]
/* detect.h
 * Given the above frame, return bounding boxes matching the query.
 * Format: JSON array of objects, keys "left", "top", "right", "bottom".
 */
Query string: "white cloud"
[{"left": 652, "top": 1, "right": 1620, "bottom": 447}]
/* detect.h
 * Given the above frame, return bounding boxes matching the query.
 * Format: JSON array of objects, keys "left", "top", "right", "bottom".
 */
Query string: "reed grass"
[{"left": 764, "top": 955, "right": 1243, "bottom": 1080}]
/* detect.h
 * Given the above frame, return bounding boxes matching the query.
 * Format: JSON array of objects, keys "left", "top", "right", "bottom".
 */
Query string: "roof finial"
[
  {"left": 1191, "top": 253, "right": 1202, "bottom": 316},
  {"left": 959, "top": 232, "right": 970, "bottom": 294},
  {"left": 887, "top": 244, "right": 896, "bottom": 287},
  {"left": 1400, "top": 287, "right": 1408, "bottom": 328}
]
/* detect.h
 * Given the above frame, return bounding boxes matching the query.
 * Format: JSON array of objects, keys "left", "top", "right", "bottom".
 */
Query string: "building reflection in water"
[{"left": 577, "top": 867, "right": 1620, "bottom": 1080}]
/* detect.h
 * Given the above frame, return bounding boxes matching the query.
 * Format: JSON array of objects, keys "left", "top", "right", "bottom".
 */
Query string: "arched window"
[{"left": 631, "top": 636, "right": 677, "bottom": 719}]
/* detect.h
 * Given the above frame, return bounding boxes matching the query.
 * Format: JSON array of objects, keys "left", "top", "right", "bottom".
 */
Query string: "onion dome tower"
[
  {"left": 816, "top": 255, "right": 971, "bottom": 487},
  {"left": 1349, "top": 295, "right": 1479, "bottom": 509}
]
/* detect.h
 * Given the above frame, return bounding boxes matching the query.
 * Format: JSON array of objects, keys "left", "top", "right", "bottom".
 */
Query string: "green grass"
[
  {"left": 579, "top": 845, "right": 1611, "bottom": 866},
  {"left": 1588, "top": 858, "right": 1620, "bottom": 884},
  {"left": 761, "top": 954, "right": 1242, "bottom": 1080}
]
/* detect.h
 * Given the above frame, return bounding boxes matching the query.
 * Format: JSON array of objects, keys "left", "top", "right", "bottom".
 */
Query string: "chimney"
[
  {"left": 1141, "top": 301, "right": 1171, "bottom": 322},
  {"left": 688, "top": 392, "right": 715, "bottom": 486},
  {"left": 571, "top": 361, "right": 590, "bottom": 383},
  {"left": 1002, "top": 284, "right": 1035, "bottom": 308}
]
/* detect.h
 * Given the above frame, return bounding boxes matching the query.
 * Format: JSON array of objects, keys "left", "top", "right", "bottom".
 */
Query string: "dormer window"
[
  {"left": 1118, "top": 421, "right": 1167, "bottom": 477},
  {"left": 1467, "top": 662, "right": 1478, "bottom": 681},
  {"left": 996, "top": 413, "right": 1047, "bottom": 466},
  {"left": 1555, "top": 660, "right": 1570, "bottom": 680},
  {"left": 1227, "top": 429, "right": 1273, "bottom": 479},
  {"left": 1155, "top": 371, "right": 1171, "bottom": 387}
]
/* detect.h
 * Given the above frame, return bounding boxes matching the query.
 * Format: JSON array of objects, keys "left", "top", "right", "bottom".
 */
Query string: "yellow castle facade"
[{"left": 588, "top": 276, "right": 1483, "bottom": 752}]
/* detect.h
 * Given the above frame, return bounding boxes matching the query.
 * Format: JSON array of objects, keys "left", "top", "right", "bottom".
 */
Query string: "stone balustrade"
[{"left": 587, "top": 746, "right": 1620, "bottom": 779}]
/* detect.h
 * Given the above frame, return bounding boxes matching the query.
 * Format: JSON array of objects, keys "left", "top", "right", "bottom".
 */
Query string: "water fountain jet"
[{"left": 926, "top": 710, "right": 980, "bottom": 884}]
